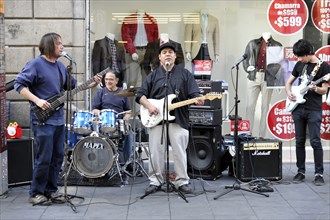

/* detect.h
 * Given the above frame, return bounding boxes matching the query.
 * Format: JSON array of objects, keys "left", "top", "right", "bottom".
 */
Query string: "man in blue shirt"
[{"left": 14, "top": 33, "right": 101, "bottom": 205}]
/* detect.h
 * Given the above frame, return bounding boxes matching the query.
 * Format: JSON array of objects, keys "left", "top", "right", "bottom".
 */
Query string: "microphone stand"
[
  {"left": 213, "top": 64, "right": 269, "bottom": 200},
  {"left": 63, "top": 60, "right": 84, "bottom": 212},
  {"left": 141, "top": 65, "right": 187, "bottom": 202}
]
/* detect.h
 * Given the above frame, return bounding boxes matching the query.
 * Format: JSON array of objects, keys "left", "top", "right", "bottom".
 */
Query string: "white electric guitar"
[
  {"left": 140, "top": 93, "right": 222, "bottom": 128},
  {"left": 285, "top": 73, "right": 330, "bottom": 112}
]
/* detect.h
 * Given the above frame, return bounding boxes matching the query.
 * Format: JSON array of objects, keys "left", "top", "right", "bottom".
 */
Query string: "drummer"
[{"left": 92, "top": 70, "right": 133, "bottom": 176}]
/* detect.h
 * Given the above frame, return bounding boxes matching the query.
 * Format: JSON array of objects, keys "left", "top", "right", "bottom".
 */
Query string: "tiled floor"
[{"left": 0, "top": 162, "right": 329, "bottom": 220}]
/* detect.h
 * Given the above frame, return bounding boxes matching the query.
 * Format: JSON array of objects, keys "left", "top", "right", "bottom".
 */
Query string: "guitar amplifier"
[
  {"left": 237, "top": 138, "right": 282, "bottom": 181},
  {"left": 188, "top": 107, "right": 222, "bottom": 126}
]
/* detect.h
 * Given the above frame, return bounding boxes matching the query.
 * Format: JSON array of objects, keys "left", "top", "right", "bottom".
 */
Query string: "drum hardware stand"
[
  {"left": 213, "top": 60, "right": 269, "bottom": 200},
  {"left": 126, "top": 92, "right": 148, "bottom": 178},
  {"left": 62, "top": 61, "right": 84, "bottom": 212},
  {"left": 140, "top": 64, "right": 188, "bottom": 202}
]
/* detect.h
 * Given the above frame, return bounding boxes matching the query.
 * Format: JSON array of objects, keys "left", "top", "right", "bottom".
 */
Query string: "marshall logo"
[
  {"left": 83, "top": 142, "right": 104, "bottom": 149},
  {"left": 252, "top": 150, "right": 271, "bottom": 156}
]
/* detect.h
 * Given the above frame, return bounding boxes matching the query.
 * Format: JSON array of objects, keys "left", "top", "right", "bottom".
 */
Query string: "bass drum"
[{"left": 72, "top": 136, "right": 116, "bottom": 178}]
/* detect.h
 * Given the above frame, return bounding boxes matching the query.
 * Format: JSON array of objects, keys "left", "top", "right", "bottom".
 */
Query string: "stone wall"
[{"left": 4, "top": 0, "right": 87, "bottom": 135}]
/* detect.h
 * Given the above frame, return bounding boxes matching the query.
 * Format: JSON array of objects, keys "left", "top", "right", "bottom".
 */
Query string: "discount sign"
[
  {"left": 267, "top": 100, "right": 295, "bottom": 141},
  {"left": 268, "top": 0, "right": 309, "bottom": 35},
  {"left": 311, "top": 0, "right": 330, "bottom": 34},
  {"left": 321, "top": 103, "right": 330, "bottom": 141},
  {"left": 315, "top": 45, "right": 330, "bottom": 65}
]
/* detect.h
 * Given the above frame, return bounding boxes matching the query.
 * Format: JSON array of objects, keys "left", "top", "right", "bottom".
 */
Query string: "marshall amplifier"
[{"left": 237, "top": 139, "right": 282, "bottom": 182}]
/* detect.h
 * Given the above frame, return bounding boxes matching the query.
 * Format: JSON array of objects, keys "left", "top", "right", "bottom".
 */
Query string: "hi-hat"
[{"left": 115, "top": 87, "right": 140, "bottom": 97}]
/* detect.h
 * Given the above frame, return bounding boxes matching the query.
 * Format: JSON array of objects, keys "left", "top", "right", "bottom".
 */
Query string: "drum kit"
[{"left": 65, "top": 87, "right": 148, "bottom": 184}]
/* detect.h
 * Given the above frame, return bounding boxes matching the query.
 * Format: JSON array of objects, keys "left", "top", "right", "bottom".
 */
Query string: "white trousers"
[
  {"left": 148, "top": 123, "right": 189, "bottom": 188},
  {"left": 246, "top": 71, "right": 273, "bottom": 137}
]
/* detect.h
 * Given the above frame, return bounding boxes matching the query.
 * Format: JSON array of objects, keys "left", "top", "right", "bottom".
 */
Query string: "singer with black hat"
[
  {"left": 135, "top": 41, "right": 204, "bottom": 195},
  {"left": 14, "top": 32, "right": 101, "bottom": 205}
]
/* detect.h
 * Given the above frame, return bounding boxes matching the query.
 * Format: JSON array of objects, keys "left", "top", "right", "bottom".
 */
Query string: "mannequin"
[
  {"left": 184, "top": 9, "right": 220, "bottom": 63},
  {"left": 141, "top": 33, "right": 185, "bottom": 75},
  {"left": 92, "top": 33, "right": 125, "bottom": 87},
  {"left": 121, "top": 10, "right": 159, "bottom": 88},
  {"left": 106, "top": 33, "right": 115, "bottom": 41},
  {"left": 242, "top": 32, "right": 282, "bottom": 138}
]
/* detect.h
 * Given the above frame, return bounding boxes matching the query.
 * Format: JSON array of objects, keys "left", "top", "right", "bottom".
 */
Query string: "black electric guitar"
[{"left": 31, "top": 67, "right": 110, "bottom": 123}]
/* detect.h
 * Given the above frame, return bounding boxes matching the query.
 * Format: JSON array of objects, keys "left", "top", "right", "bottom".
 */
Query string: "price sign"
[
  {"left": 321, "top": 103, "right": 330, "bottom": 141},
  {"left": 267, "top": 100, "right": 295, "bottom": 141},
  {"left": 267, "top": 0, "right": 309, "bottom": 35},
  {"left": 312, "top": 0, "right": 330, "bottom": 34},
  {"left": 315, "top": 45, "right": 330, "bottom": 65}
]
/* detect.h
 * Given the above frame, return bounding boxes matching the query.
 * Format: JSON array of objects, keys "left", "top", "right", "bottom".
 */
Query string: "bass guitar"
[
  {"left": 140, "top": 93, "right": 222, "bottom": 128},
  {"left": 285, "top": 73, "right": 330, "bottom": 112},
  {"left": 32, "top": 67, "right": 110, "bottom": 123}
]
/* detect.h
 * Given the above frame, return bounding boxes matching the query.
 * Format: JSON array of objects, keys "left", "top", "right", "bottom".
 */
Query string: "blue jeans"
[
  {"left": 30, "top": 124, "right": 65, "bottom": 197},
  {"left": 118, "top": 132, "right": 133, "bottom": 164},
  {"left": 292, "top": 106, "right": 323, "bottom": 175}
]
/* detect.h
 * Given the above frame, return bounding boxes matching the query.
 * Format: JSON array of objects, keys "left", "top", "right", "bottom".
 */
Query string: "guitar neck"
[
  {"left": 168, "top": 96, "right": 207, "bottom": 111},
  {"left": 51, "top": 67, "right": 110, "bottom": 108},
  {"left": 300, "top": 75, "right": 327, "bottom": 94}
]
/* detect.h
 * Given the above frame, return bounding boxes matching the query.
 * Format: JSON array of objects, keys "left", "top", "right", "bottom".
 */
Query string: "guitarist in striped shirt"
[{"left": 285, "top": 39, "right": 329, "bottom": 186}]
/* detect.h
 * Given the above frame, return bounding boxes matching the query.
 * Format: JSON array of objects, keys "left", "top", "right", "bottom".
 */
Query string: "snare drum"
[
  {"left": 100, "top": 109, "right": 117, "bottom": 133},
  {"left": 117, "top": 119, "right": 131, "bottom": 136},
  {"left": 72, "top": 110, "right": 93, "bottom": 135}
]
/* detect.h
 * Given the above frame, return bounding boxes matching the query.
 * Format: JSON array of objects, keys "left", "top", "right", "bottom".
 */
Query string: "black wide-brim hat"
[{"left": 158, "top": 42, "right": 176, "bottom": 54}]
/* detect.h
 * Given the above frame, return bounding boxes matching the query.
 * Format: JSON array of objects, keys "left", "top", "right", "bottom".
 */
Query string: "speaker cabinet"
[
  {"left": 187, "top": 125, "right": 224, "bottom": 180},
  {"left": 7, "top": 137, "right": 34, "bottom": 186},
  {"left": 237, "top": 138, "right": 282, "bottom": 181}
]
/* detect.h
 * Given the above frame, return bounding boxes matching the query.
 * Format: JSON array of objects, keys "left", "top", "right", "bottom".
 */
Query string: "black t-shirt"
[{"left": 291, "top": 61, "right": 329, "bottom": 111}]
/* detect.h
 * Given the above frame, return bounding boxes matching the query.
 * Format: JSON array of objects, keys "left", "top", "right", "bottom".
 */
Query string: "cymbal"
[{"left": 115, "top": 87, "right": 140, "bottom": 97}]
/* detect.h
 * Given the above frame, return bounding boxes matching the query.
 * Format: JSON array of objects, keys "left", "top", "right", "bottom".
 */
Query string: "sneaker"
[
  {"left": 178, "top": 184, "right": 193, "bottom": 194},
  {"left": 28, "top": 194, "right": 51, "bottom": 206},
  {"left": 292, "top": 173, "right": 305, "bottom": 184},
  {"left": 313, "top": 174, "right": 325, "bottom": 186},
  {"left": 46, "top": 192, "right": 66, "bottom": 204},
  {"left": 145, "top": 185, "right": 161, "bottom": 194}
]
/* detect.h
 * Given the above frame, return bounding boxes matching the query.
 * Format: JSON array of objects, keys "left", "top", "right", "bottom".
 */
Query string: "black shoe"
[
  {"left": 293, "top": 173, "right": 305, "bottom": 184},
  {"left": 313, "top": 174, "right": 325, "bottom": 186},
  {"left": 145, "top": 185, "right": 161, "bottom": 194},
  {"left": 178, "top": 184, "right": 193, "bottom": 194}
]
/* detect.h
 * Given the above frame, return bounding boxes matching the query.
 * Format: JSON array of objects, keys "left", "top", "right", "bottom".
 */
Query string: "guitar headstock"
[
  {"left": 204, "top": 92, "right": 222, "bottom": 100},
  {"left": 97, "top": 67, "right": 111, "bottom": 78}
]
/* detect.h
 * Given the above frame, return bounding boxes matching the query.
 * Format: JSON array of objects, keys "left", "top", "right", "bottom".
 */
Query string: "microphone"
[
  {"left": 231, "top": 54, "right": 247, "bottom": 69},
  {"left": 165, "top": 61, "right": 170, "bottom": 70},
  {"left": 61, "top": 51, "right": 76, "bottom": 63}
]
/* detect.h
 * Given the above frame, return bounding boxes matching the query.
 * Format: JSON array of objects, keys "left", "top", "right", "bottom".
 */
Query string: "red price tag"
[
  {"left": 315, "top": 45, "right": 330, "bottom": 65},
  {"left": 321, "top": 103, "right": 330, "bottom": 141},
  {"left": 267, "top": 0, "right": 309, "bottom": 35},
  {"left": 312, "top": 0, "right": 330, "bottom": 34},
  {"left": 267, "top": 100, "right": 295, "bottom": 141}
]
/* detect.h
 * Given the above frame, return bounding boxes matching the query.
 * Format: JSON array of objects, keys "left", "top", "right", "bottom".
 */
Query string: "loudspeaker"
[
  {"left": 7, "top": 137, "right": 34, "bottom": 186},
  {"left": 237, "top": 138, "right": 282, "bottom": 181},
  {"left": 187, "top": 125, "right": 225, "bottom": 180}
]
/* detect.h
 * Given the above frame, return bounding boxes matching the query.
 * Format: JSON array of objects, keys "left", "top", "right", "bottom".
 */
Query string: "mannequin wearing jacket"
[
  {"left": 242, "top": 32, "right": 282, "bottom": 137},
  {"left": 92, "top": 33, "right": 125, "bottom": 86},
  {"left": 184, "top": 9, "right": 220, "bottom": 63},
  {"left": 142, "top": 33, "right": 185, "bottom": 75},
  {"left": 121, "top": 9, "right": 159, "bottom": 88}
]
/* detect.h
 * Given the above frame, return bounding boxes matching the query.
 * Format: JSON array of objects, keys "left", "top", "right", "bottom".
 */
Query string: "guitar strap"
[{"left": 298, "top": 64, "right": 308, "bottom": 85}]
